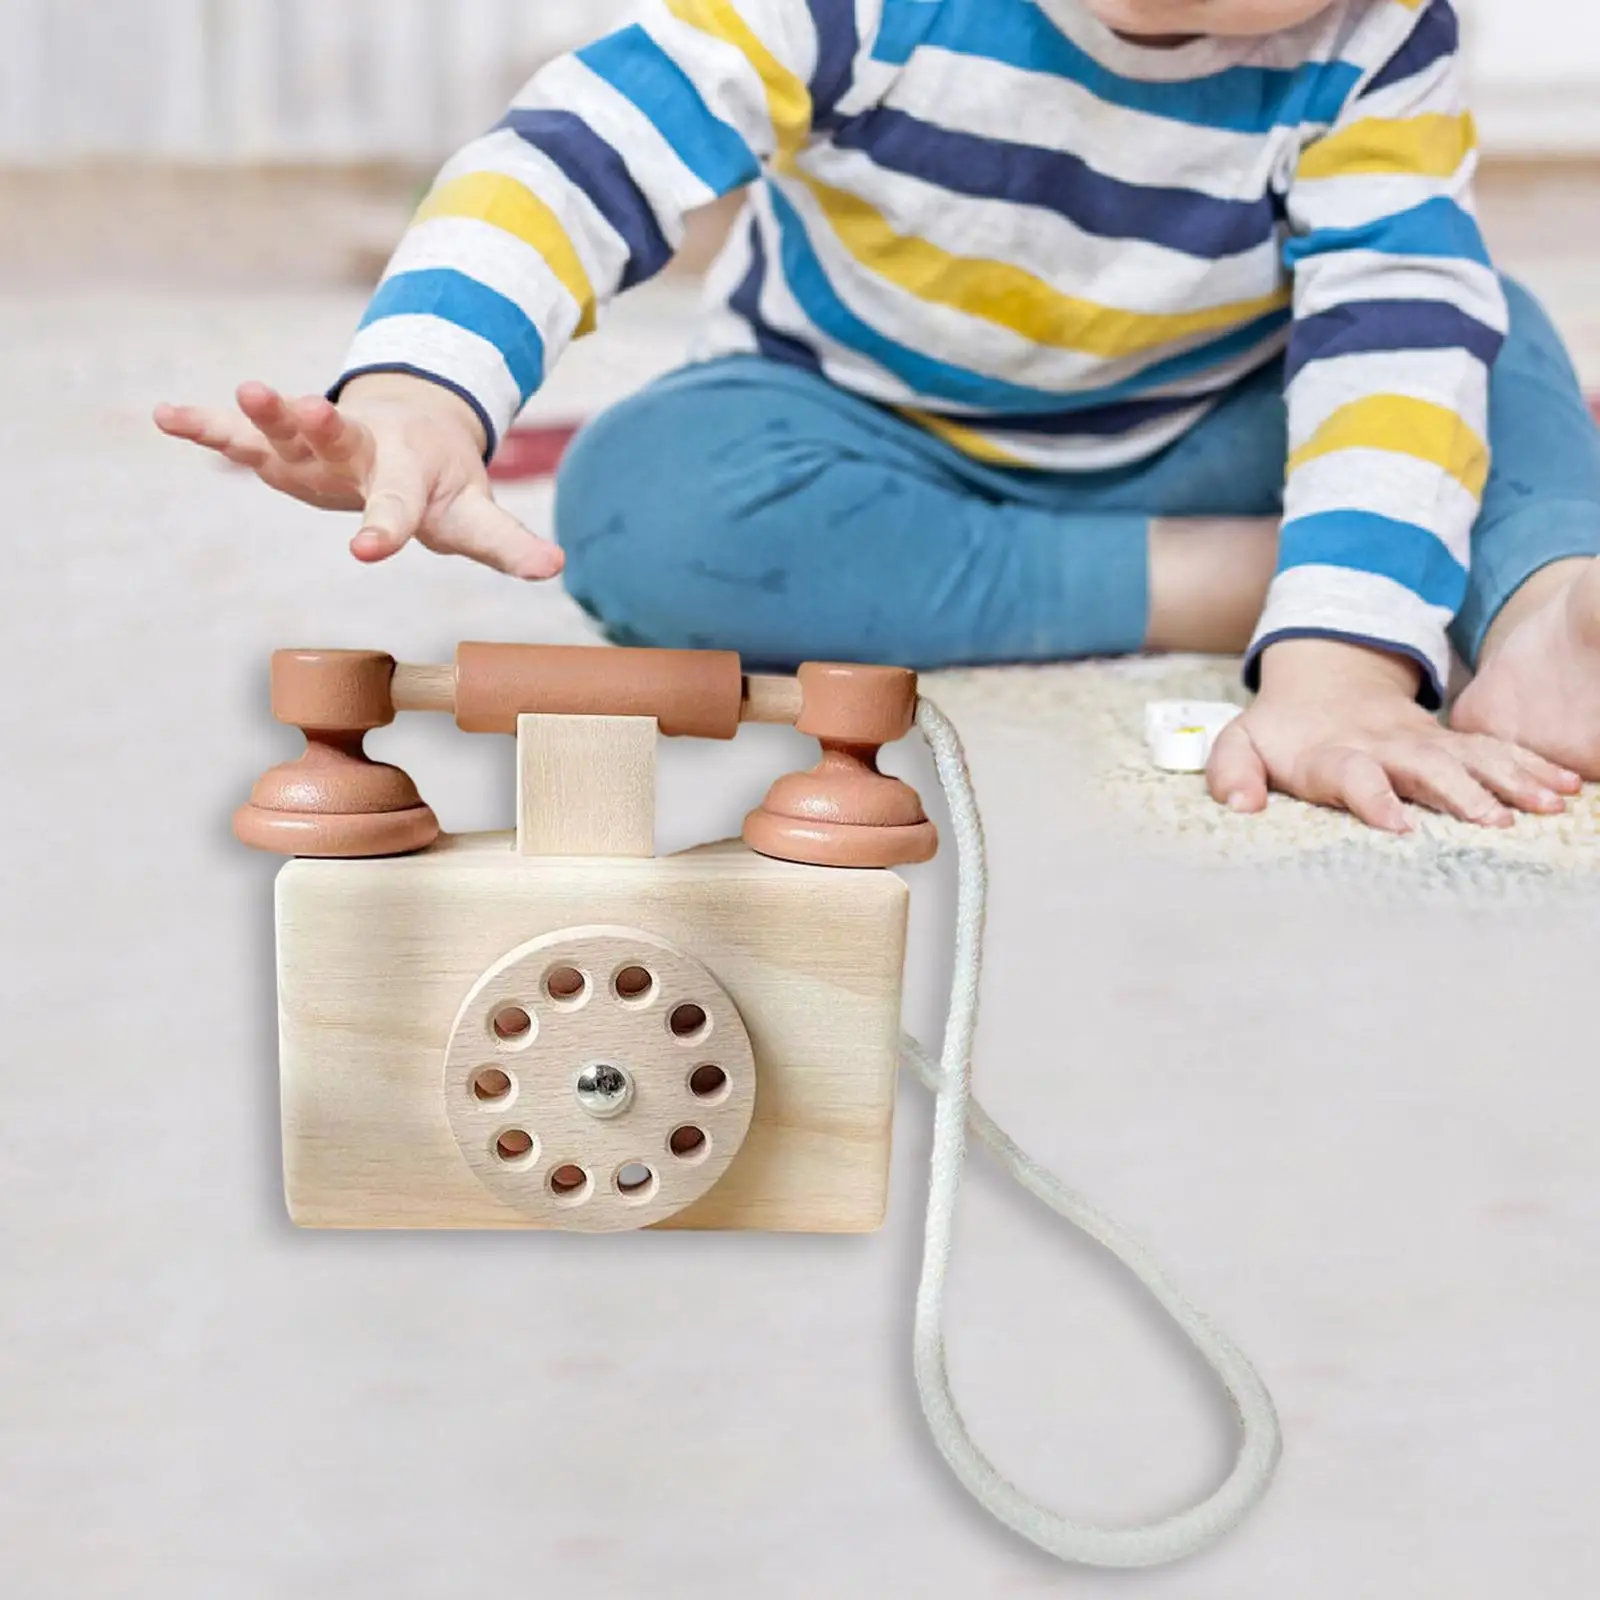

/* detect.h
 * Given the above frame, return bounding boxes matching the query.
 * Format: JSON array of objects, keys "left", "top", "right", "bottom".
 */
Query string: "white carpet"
[{"left": 928, "top": 656, "right": 1600, "bottom": 903}]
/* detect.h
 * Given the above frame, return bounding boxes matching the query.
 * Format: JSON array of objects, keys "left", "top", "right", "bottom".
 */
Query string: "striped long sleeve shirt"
[{"left": 338, "top": 0, "right": 1506, "bottom": 704}]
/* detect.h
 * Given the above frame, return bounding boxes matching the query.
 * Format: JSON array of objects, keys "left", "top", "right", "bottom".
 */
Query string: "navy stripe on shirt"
[
  {"left": 806, "top": 0, "right": 860, "bottom": 124},
  {"left": 497, "top": 107, "right": 674, "bottom": 288},
  {"left": 973, "top": 391, "right": 1215, "bottom": 439},
  {"left": 1284, "top": 298, "right": 1504, "bottom": 385},
  {"left": 1361, "top": 0, "right": 1460, "bottom": 99},
  {"left": 832, "top": 106, "right": 1278, "bottom": 260},
  {"left": 728, "top": 217, "right": 828, "bottom": 375}
]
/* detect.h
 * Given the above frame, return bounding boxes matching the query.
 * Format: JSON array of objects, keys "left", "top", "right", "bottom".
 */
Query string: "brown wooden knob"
[
  {"left": 270, "top": 648, "right": 397, "bottom": 730},
  {"left": 235, "top": 650, "right": 437, "bottom": 857},
  {"left": 743, "top": 663, "right": 937, "bottom": 869},
  {"left": 234, "top": 731, "right": 439, "bottom": 858}
]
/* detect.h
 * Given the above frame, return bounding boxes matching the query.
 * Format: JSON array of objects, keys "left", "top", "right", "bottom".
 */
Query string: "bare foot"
[{"left": 1451, "top": 557, "right": 1600, "bottom": 781}]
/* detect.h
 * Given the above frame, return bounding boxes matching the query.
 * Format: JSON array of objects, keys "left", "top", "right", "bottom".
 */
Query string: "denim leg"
[
  {"left": 555, "top": 356, "right": 1153, "bottom": 669},
  {"left": 1452, "top": 277, "right": 1600, "bottom": 667}
]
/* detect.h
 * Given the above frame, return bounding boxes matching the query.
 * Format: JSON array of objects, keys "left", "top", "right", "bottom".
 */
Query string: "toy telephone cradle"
[{"left": 237, "top": 641, "right": 1282, "bottom": 1566}]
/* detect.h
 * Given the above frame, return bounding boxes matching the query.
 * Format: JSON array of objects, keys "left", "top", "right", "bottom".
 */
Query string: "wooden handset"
[{"left": 235, "top": 644, "right": 938, "bottom": 869}]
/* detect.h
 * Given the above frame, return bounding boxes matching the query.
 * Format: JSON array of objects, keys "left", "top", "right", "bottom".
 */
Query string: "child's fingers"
[
  {"left": 290, "top": 396, "right": 373, "bottom": 473},
  {"left": 237, "top": 383, "right": 315, "bottom": 463},
  {"left": 433, "top": 488, "right": 566, "bottom": 580},
  {"left": 155, "top": 403, "right": 258, "bottom": 456},
  {"left": 154, "top": 403, "right": 278, "bottom": 472},
  {"left": 352, "top": 460, "right": 428, "bottom": 563},
  {"left": 1206, "top": 720, "right": 1269, "bottom": 814},
  {"left": 1387, "top": 744, "right": 1513, "bottom": 827},
  {"left": 1308, "top": 747, "right": 1412, "bottom": 834},
  {"left": 153, "top": 402, "right": 211, "bottom": 441}
]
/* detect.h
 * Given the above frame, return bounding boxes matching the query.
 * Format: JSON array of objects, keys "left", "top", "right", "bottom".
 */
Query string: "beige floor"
[{"left": 3, "top": 170, "right": 1600, "bottom": 1599}]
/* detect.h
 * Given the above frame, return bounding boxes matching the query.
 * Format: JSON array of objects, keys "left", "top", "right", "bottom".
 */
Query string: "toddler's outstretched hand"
[
  {"left": 1206, "top": 638, "right": 1580, "bottom": 832},
  {"left": 153, "top": 373, "right": 563, "bottom": 580}
]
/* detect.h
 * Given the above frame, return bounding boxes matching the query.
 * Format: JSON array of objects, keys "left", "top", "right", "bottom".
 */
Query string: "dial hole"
[
  {"left": 669, "top": 1125, "right": 708, "bottom": 1163},
  {"left": 615, "top": 1163, "right": 657, "bottom": 1202},
  {"left": 495, "top": 1129, "right": 535, "bottom": 1163},
  {"left": 549, "top": 1164, "right": 589, "bottom": 1201},
  {"left": 545, "top": 966, "right": 588, "bottom": 1004},
  {"left": 613, "top": 965, "right": 655, "bottom": 1004},
  {"left": 669, "top": 1002, "right": 709, "bottom": 1042},
  {"left": 492, "top": 1005, "right": 533, "bottom": 1044},
  {"left": 689, "top": 1064, "right": 729, "bottom": 1103},
  {"left": 473, "top": 1067, "right": 513, "bottom": 1104}
]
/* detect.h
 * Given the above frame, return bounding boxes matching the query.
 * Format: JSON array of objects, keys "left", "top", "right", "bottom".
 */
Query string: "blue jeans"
[{"left": 556, "top": 279, "right": 1600, "bottom": 673}]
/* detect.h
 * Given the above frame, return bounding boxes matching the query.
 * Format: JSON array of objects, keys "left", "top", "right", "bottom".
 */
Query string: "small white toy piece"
[{"left": 1145, "top": 700, "right": 1244, "bottom": 773}]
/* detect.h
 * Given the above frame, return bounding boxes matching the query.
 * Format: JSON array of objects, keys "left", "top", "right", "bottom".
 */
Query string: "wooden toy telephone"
[{"left": 237, "top": 641, "right": 1283, "bottom": 1567}]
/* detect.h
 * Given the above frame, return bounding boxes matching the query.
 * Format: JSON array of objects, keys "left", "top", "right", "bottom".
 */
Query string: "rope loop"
[{"left": 907, "top": 695, "right": 1282, "bottom": 1568}]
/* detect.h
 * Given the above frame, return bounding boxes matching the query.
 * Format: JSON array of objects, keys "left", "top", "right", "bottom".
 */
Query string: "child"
[{"left": 156, "top": 0, "right": 1600, "bottom": 834}]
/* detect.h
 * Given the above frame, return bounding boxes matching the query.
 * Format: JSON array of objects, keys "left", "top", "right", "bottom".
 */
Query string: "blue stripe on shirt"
[
  {"left": 767, "top": 183, "right": 1290, "bottom": 413},
  {"left": 578, "top": 24, "right": 760, "bottom": 195},
  {"left": 359, "top": 268, "right": 545, "bottom": 398},
  {"left": 769, "top": 183, "right": 1053, "bottom": 408},
  {"left": 873, "top": 0, "right": 941, "bottom": 66},
  {"left": 497, "top": 107, "right": 673, "bottom": 288},
  {"left": 1284, "top": 298, "right": 1504, "bottom": 385},
  {"left": 832, "top": 106, "right": 1277, "bottom": 260},
  {"left": 1284, "top": 196, "right": 1493, "bottom": 271},
  {"left": 1361, "top": 0, "right": 1459, "bottom": 99},
  {"left": 872, "top": 0, "right": 1361, "bottom": 132},
  {"left": 729, "top": 220, "right": 1215, "bottom": 441},
  {"left": 1277, "top": 509, "right": 1467, "bottom": 611}
]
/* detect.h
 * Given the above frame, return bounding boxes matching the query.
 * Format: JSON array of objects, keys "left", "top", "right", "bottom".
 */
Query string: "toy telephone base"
[
  {"left": 238, "top": 645, "right": 935, "bottom": 1234},
  {"left": 236, "top": 642, "right": 1282, "bottom": 1564}
]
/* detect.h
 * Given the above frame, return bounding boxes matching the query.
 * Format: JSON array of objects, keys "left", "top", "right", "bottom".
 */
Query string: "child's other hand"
[
  {"left": 1206, "top": 638, "right": 1580, "bottom": 832},
  {"left": 153, "top": 373, "right": 562, "bottom": 580}
]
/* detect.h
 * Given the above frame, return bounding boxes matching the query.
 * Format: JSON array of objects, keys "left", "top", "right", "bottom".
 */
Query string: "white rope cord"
[{"left": 906, "top": 695, "right": 1283, "bottom": 1568}]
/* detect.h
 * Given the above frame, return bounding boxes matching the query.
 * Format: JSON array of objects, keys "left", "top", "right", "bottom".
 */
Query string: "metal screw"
[{"left": 575, "top": 1062, "right": 634, "bottom": 1120}]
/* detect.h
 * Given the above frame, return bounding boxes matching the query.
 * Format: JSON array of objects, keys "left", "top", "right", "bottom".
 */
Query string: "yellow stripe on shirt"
[
  {"left": 1297, "top": 112, "right": 1477, "bottom": 182},
  {"left": 666, "top": 0, "right": 813, "bottom": 161},
  {"left": 796, "top": 172, "right": 1291, "bottom": 360},
  {"left": 415, "top": 173, "right": 597, "bottom": 335},
  {"left": 900, "top": 408, "right": 1029, "bottom": 465},
  {"left": 1288, "top": 393, "right": 1489, "bottom": 497}
]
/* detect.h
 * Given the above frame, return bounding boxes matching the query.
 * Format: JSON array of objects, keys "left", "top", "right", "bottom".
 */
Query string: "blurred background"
[
  {"left": 2, "top": 0, "right": 1598, "bottom": 297},
  {"left": 3, "top": 0, "right": 1595, "bottom": 429}
]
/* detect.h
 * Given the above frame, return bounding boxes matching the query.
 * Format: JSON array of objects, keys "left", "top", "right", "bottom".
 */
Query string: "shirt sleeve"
[
  {"left": 1245, "top": 0, "right": 1508, "bottom": 708},
  {"left": 332, "top": 1, "right": 854, "bottom": 454}
]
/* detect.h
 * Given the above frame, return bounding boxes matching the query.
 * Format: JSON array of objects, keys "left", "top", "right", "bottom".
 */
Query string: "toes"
[
  {"left": 1453, "top": 735, "right": 1574, "bottom": 814},
  {"left": 1516, "top": 749, "right": 1583, "bottom": 796}
]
